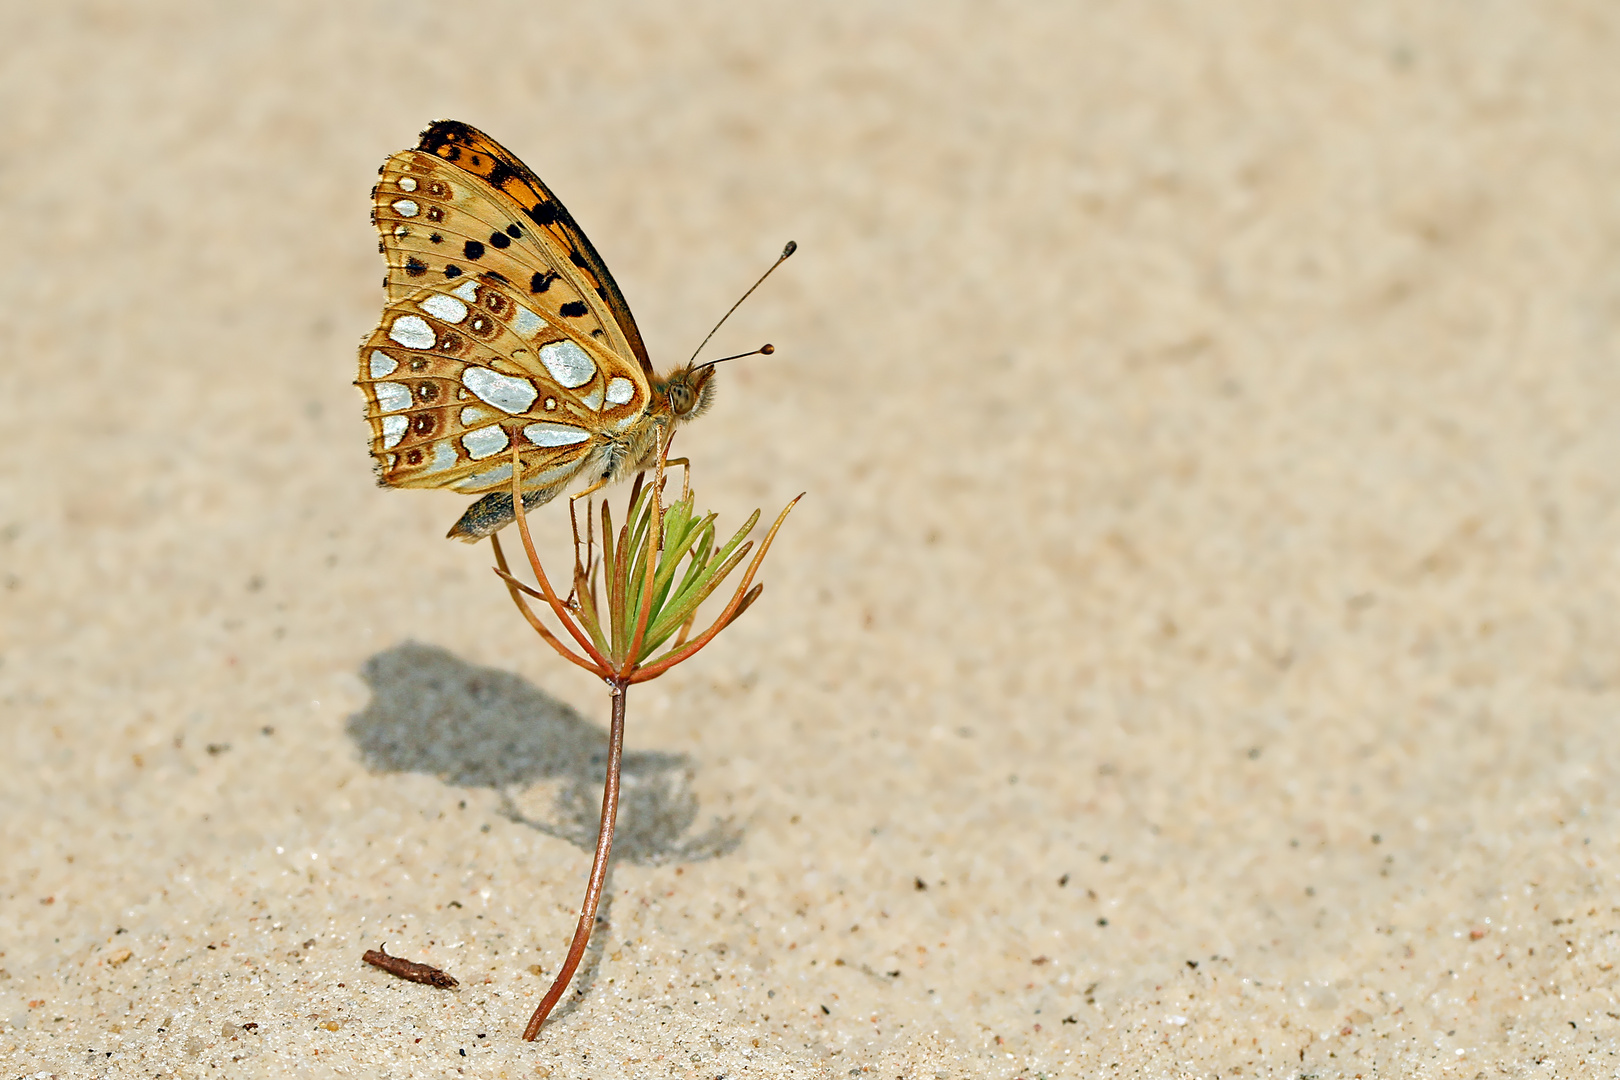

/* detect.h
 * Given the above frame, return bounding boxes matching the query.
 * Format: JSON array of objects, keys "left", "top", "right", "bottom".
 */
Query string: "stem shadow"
[{"left": 345, "top": 641, "right": 742, "bottom": 864}]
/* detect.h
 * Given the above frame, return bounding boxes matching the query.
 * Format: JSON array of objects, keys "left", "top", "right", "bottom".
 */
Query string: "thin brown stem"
[{"left": 522, "top": 680, "right": 629, "bottom": 1040}]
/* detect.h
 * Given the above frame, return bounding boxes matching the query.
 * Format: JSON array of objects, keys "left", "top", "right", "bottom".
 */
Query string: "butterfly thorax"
[{"left": 583, "top": 366, "right": 714, "bottom": 489}]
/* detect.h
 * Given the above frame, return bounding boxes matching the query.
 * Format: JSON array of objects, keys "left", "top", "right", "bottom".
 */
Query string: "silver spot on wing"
[
  {"left": 374, "top": 382, "right": 412, "bottom": 413},
  {"left": 461, "top": 425, "right": 510, "bottom": 460},
  {"left": 538, "top": 340, "right": 595, "bottom": 388},
  {"left": 388, "top": 315, "right": 435, "bottom": 349},
  {"left": 461, "top": 367, "right": 538, "bottom": 413},
  {"left": 523, "top": 422, "right": 590, "bottom": 447},
  {"left": 420, "top": 293, "right": 469, "bottom": 324}
]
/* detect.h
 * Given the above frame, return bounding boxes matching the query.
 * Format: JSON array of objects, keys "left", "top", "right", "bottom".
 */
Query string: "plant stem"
[{"left": 522, "top": 679, "right": 628, "bottom": 1040}]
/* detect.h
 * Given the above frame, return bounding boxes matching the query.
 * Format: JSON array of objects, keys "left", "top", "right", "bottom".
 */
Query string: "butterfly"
[{"left": 357, "top": 121, "right": 736, "bottom": 542}]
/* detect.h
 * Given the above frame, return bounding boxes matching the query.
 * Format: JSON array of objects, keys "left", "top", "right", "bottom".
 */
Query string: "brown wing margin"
[{"left": 415, "top": 120, "right": 653, "bottom": 377}]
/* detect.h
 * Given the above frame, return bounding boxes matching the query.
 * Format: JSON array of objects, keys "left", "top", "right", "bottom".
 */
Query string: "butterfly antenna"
[
  {"left": 696, "top": 343, "right": 775, "bottom": 371},
  {"left": 685, "top": 241, "right": 797, "bottom": 368}
]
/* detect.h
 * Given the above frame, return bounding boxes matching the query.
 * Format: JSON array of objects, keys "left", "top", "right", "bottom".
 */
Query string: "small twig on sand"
[{"left": 362, "top": 945, "right": 459, "bottom": 989}]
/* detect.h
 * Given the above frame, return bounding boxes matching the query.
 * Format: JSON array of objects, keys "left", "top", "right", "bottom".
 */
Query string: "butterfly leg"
[
  {"left": 565, "top": 493, "right": 602, "bottom": 610},
  {"left": 567, "top": 474, "right": 614, "bottom": 508},
  {"left": 621, "top": 457, "right": 691, "bottom": 501},
  {"left": 663, "top": 457, "right": 691, "bottom": 497},
  {"left": 559, "top": 478, "right": 617, "bottom": 609}
]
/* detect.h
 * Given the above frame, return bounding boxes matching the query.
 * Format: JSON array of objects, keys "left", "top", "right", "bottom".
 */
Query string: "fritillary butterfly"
[{"left": 357, "top": 120, "right": 728, "bottom": 541}]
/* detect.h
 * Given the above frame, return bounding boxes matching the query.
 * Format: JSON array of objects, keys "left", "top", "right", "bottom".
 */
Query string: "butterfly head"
[
  {"left": 660, "top": 363, "right": 719, "bottom": 422},
  {"left": 657, "top": 343, "right": 774, "bottom": 423}
]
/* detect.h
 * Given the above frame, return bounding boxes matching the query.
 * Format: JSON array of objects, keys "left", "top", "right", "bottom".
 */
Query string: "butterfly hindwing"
[{"left": 359, "top": 273, "right": 656, "bottom": 495}]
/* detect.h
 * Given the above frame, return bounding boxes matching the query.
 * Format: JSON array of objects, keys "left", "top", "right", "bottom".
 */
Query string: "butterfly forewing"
[
  {"left": 359, "top": 122, "right": 655, "bottom": 500},
  {"left": 412, "top": 121, "right": 652, "bottom": 374}
]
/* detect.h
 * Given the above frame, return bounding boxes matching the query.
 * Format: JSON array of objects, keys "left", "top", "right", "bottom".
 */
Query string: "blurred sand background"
[{"left": 4, "top": 2, "right": 1620, "bottom": 1077}]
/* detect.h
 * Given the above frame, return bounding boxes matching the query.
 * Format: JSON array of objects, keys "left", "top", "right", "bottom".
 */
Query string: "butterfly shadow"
[{"left": 345, "top": 641, "right": 743, "bottom": 866}]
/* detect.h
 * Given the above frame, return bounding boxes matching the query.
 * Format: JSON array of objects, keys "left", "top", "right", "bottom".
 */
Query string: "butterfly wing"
[
  {"left": 412, "top": 120, "right": 652, "bottom": 377},
  {"left": 358, "top": 121, "right": 654, "bottom": 504}
]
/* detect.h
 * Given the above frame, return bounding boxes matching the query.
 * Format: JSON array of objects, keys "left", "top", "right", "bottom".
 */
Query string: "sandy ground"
[{"left": 4, "top": 2, "right": 1620, "bottom": 1077}]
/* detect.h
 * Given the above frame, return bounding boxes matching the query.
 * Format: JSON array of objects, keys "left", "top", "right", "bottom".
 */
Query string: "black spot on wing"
[
  {"left": 463, "top": 240, "right": 485, "bottom": 261},
  {"left": 480, "top": 270, "right": 510, "bottom": 285},
  {"left": 560, "top": 301, "right": 588, "bottom": 318},
  {"left": 488, "top": 231, "right": 510, "bottom": 250},
  {"left": 419, "top": 120, "right": 479, "bottom": 146},
  {"left": 485, "top": 160, "right": 515, "bottom": 188},
  {"left": 506, "top": 224, "right": 522, "bottom": 239},
  {"left": 405, "top": 257, "right": 427, "bottom": 277},
  {"left": 429, "top": 233, "right": 443, "bottom": 244},
  {"left": 408, "top": 121, "right": 648, "bottom": 369},
  {"left": 529, "top": 270, "right": 559, "bottom": 294},
  {"left": 444, "top": 265, "right": 463, "bottom": 279}
]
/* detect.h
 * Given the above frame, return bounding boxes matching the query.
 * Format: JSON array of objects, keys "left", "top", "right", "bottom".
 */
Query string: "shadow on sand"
[
  {"left": 345, "top": 640, "right": 742, "bottom": 865},
  {"left": 346, "top": 641, "right": 743, "bottom": 1020}
]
